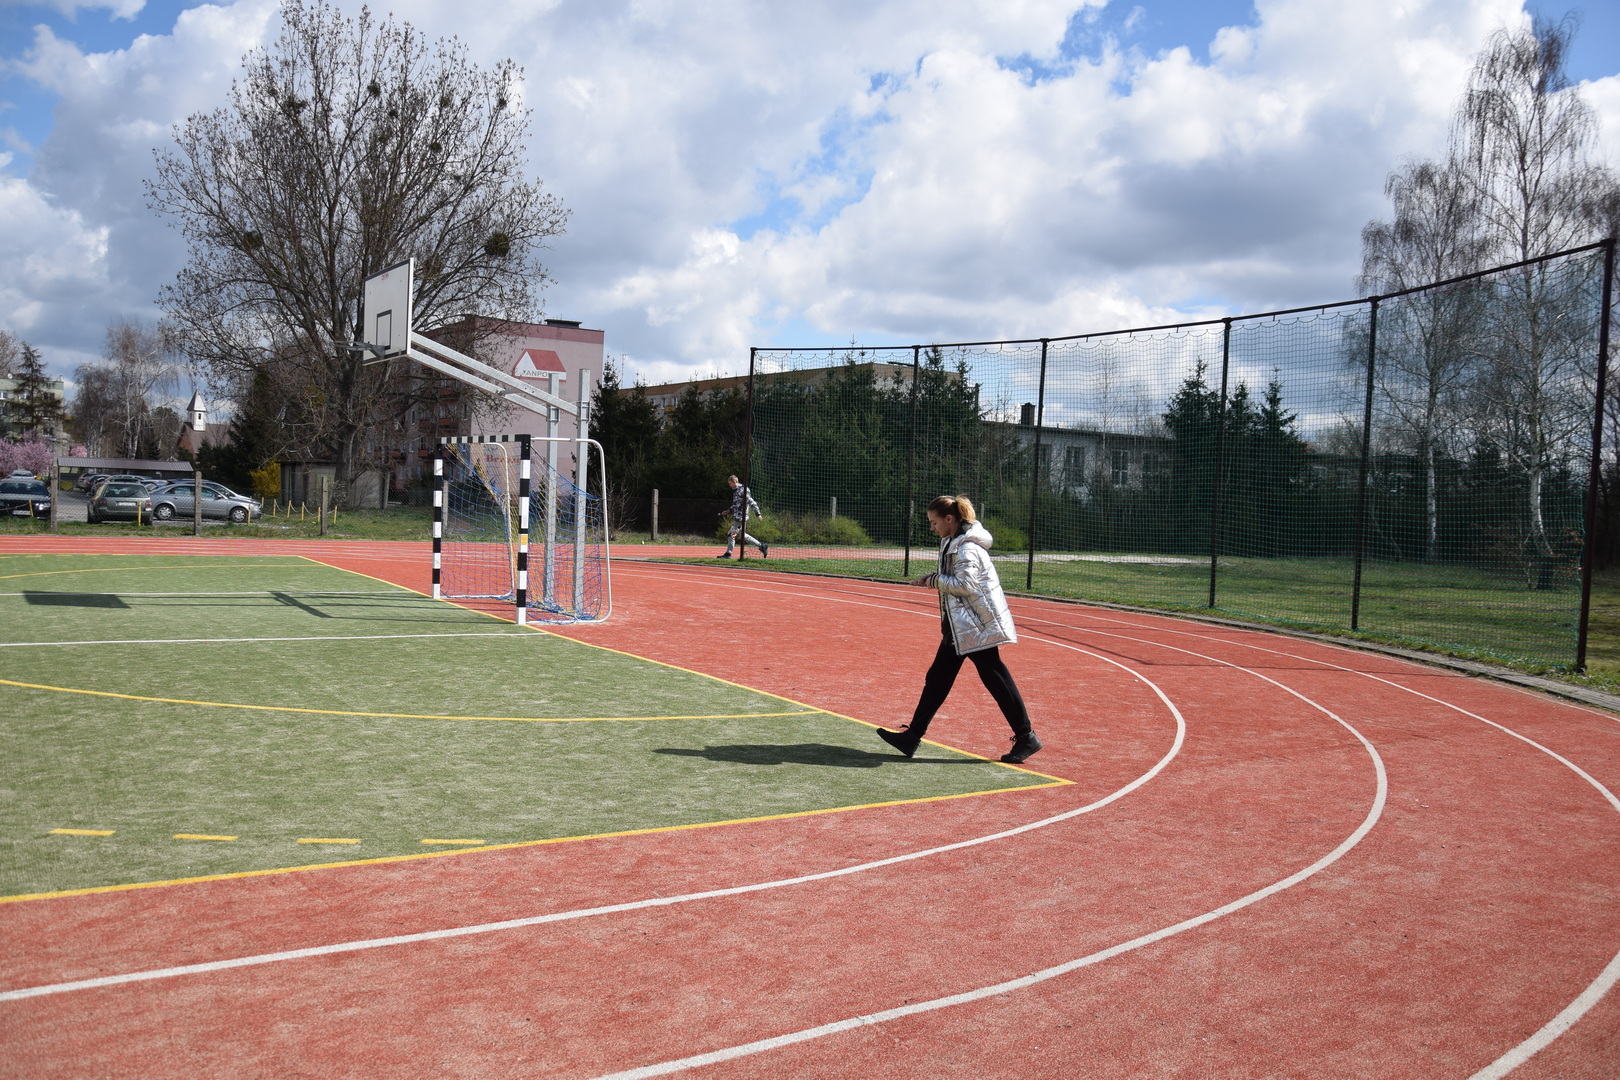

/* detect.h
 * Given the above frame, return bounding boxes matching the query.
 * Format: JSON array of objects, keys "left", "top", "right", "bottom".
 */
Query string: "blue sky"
[{"left": 2, "top": 0, "right": 1618, "bottom": 385}]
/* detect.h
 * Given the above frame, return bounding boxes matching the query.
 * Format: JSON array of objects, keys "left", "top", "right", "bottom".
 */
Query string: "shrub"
[
  {"left": 248, "top": 461, "right": 282, "bottom": 500},
  {"left": 980, "top": 516, "right": 1028, "bottom": 552},
  {"left": 716, "top": 511, "right": 875, "bottom": 547}
]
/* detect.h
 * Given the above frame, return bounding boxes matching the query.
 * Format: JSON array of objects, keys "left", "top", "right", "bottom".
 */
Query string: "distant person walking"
[
  {"left": 717, "top": 474, "right": 768, "bottom": 559},
  {"left": 876, "top": 494, "right": 1042, "bottom": 764}
]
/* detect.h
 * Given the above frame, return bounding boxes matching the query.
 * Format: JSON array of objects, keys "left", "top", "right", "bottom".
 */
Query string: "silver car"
[{"left": 149, "top": 481, "right": 262, "bottom": 523}]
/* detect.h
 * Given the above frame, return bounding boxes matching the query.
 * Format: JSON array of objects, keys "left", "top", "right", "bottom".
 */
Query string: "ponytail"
[{"left": 927, "top": 494, "right": 977, "bottom": 525}]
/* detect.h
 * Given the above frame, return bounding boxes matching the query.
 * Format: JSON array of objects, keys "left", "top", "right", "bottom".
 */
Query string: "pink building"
[{"left": 433, "top": 316, "right": 605, "bottom": 444}]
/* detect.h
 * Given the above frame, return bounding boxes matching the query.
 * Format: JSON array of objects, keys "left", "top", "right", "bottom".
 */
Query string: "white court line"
[
  {"left": 0, "top": 635, "right": 1187, "bottom": 1003},
  {"left": 0, "top": 631, "right": 536, "bottom": 648},
  {"left": 585, "top": 592, "right": 1390, "bottom": 1078},
  {"left": 624, "top": 567, "right": 1620, "bottom": 1073}
]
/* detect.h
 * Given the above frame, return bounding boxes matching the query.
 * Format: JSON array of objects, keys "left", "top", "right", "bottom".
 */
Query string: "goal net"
[{"left": 434, "top": 436, "right": 611, "bottom": 623}]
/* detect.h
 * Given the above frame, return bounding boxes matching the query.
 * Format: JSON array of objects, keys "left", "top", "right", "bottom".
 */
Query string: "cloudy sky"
[{"left": 2, "top": 0, "right": 1618, "bottom": 389}]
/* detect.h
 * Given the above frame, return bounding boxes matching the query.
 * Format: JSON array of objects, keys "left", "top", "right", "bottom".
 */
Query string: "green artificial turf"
[{"left": 0, "top": 554, "right": 1051, "bottom": 899}]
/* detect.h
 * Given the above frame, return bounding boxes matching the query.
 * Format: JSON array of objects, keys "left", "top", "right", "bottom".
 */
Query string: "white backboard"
[{"left": 362, "top": 259, "right": 413, "bottom": 358}]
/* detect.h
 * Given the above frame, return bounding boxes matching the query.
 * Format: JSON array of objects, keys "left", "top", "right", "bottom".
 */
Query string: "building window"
[
  {"left": 1111, "top": 449, "right": 1130, "bottom": 487},
  {"left": 1143, "top": 451, "right": 1168, "bottom": 492},
  {"left": 1064, "top": 445, "right": 1087, "bottom": 483}
]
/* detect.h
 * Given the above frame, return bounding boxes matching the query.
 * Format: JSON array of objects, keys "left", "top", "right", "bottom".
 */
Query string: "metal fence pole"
[
  {"left": 1025, "top": 339, "right": 1049, "bottom": 591},
  {"left": 49, "top": 459, "right": 59, "bottom": 533},
  {"left": 903, "top": 344, "right": 920, "bottom": 578},
  {"left": 650, "top": 488, "right": 659, "bottom": 541},
  {"left": 193, "top": 469, "right": 203, "bottom": 537},
  {"left": 739, "top": 347, "right": 757, "bottom": 561},
  {"left": 1208, "top": 318, "right": 1233, "bottom": 608},
  {"left": 1577, "top": 238, "right": 1616, "bottom": 670},
  {"left": 1350, "top": 298, "right": 1380, "bottom": 632}
]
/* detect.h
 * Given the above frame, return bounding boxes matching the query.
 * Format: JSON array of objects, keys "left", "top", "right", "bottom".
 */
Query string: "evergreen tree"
[
  {"left": 1161, "top": 360, "right": 1223, "bottom": 553},
  {"left": 13, "top": 344, "right": 63, "bottom": 440},
  {"left": 589, "top": 356, "right": 662, "bottom": 499}
]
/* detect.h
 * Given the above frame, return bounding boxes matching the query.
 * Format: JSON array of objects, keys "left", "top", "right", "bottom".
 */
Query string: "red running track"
[{"left": 1, "top": 537, "right": 1618, "bottom": 1078}]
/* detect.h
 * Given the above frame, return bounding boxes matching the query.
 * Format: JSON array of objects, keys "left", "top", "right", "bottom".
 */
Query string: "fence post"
[
  {"left": 651, "top": 489, "right": 659, "bottom": 541},
  {"left": 740, "top": 347, "right": 757, "bottom": 561},
  {"left": 1577, "top": 238, "right": 1616, "bottom": 670},
  {"left": 903, "top": 345, "right": 920, "bottom": 578},
  {"left": 192, "top": 469, "right": 202, "bottom": 536},
  {"left": 830, "top": 496, "right": 837, "bottom": 519},
  {"left": 1025, "top": 339, "right": 1049, "bottom": 591},
  {"left": 319, "top": 475, "right": 329, "bottom": 536},
  {"left": 49, "top": 459, "right": 59, "bottom": 533},
  {"left": 1350, "top": 298, "right": 1381, "bottom": 632},
  {"left": 1208, "top": 319, "right": 1233, "bottom": 608}
]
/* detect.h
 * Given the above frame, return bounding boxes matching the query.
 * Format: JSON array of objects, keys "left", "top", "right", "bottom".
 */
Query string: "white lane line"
[
  {"left": 0, "top": 639, "right": 1185, "bottom": 1004},
  {"left": 590, "top": 632, "right": 1390, "bottom": 1080},
  {"left": 0, "top": 628, "right": 1192, "bottom": 1010},
  {"left": 1007, "top": 603, "right": 1620, "bottom": 1078},
  {"left": 0, "top": 631, "right": 536, "bottom": 648}
]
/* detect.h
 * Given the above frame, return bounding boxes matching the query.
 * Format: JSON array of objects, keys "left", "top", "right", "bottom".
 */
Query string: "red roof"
[{"left": 515, "top": 349, "right": 566, "bottom": 377}]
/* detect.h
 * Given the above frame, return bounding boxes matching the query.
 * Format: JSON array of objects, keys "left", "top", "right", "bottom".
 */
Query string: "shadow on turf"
[{"left": 656, "top": 743, "right": 980, "bottom": 767}]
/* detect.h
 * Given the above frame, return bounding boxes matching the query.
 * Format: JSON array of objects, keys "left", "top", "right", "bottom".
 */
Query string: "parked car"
[
  {"left": 0, "top": 478, "right": 51, "bottom": 517},
  {"left": 86, "top": 483, "right": 153, "bottom": 523},
  {"left": 150, "top": 481, "right": 262, "bottom": 523},
  {"left": 75, "top": 473, "right": 109, "bottom": 493}
]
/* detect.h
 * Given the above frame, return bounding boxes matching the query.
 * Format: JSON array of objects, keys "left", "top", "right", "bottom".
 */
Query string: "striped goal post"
[{"left": 431, "top": 434, "right": 612, "bottom": 623}]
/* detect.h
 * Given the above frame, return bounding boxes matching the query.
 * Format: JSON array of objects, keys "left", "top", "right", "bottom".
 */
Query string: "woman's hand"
[{"left": 913, "top": 573, "right": 936, "bottom": 588}]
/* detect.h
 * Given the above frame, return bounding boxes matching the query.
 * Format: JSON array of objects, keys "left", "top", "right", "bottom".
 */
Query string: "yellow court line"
[
  {"left": 2, "top": 777, "right": 1068, "bottom": 904},
  {"left": 297, "top": 838, "right": 360, "bottom": 845},
  {"left": 48, "top": 828, "right": 114, "bottom": 837},
  {"left": 300, "top": 555, "right": 1073, "bottom": 783},
  {"left": 0, "top": 678, "right": 821, "bottom": 724},
  {"left": 174, "top": 834, "right": 236, "bottom": 842}
]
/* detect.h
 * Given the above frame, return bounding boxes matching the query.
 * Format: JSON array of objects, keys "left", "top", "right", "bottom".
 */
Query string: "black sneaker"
[
  {"left": 1000, "top": 732, "right": 1043, "bottom": 764},
  {"left": 715, "top": 552, "right": 730, "bottom": 558},
  {"left": 760, "top": 541, "right": 770, "bottom": 558},
  {"left": 876, "top": 726, "right": 920, "bottom": 758}
]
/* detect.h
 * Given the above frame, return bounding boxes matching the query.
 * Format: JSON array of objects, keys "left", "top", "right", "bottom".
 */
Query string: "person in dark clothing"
[{"left": 876, "top": 494, "right": 1042, "bottom": 764}]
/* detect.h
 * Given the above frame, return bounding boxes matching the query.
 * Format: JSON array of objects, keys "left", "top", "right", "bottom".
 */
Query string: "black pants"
[{"left": 909, "top": 635, "right": 1032, "bottom": 738}]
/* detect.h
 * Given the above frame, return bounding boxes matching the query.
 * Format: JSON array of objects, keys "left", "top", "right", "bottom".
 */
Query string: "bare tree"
[
  {"left": 1455, "top": 18, "right": 1618, "bottom": 569},
  {"left": 0, "top": 329, "right": 20, "bottom": 379},
  {"left": 147, "top": 0, "right": 567, "bottom": 502},
  {"left": 1359, "top": 161, "right": 1489, "bottom": 560},
  {"left": 102, "top": 319, "right": 181, "bottom": 459},
  {"left": 69, "top": 363, "right": 118, "bottom": 456},
  {"left": 1360, "top": 15, "right": 1619, "bottom": 574}
]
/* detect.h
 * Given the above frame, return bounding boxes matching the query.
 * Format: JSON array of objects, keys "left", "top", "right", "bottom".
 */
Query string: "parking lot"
[{"left": 43, "top": 489, "right": 239, "bottom": 528}]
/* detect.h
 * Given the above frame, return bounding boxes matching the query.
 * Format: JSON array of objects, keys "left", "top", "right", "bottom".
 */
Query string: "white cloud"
[
  {"left": 0, "top": 0, "right": 277, "bottom": 369},
  {"left": 0, "top": 0, "right": 1613, "bottom": 390},
  {"left": 0, "top": 0, "right": 147, "bottom": 20}
]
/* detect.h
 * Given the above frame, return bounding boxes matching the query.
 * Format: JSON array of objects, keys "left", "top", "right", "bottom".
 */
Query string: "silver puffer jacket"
[{"left": 935, "top": 520, "right": 1017, "bottom": 655}]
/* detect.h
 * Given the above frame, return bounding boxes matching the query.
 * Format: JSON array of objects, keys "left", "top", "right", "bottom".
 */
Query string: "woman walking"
[{"left": 876, "top": 494, "right": 1043, "bottom": 764}]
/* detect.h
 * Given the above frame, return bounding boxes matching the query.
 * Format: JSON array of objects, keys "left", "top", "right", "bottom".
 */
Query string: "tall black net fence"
[{"left": 741, "top": 241, "right": 1614, "bottom": 668}]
